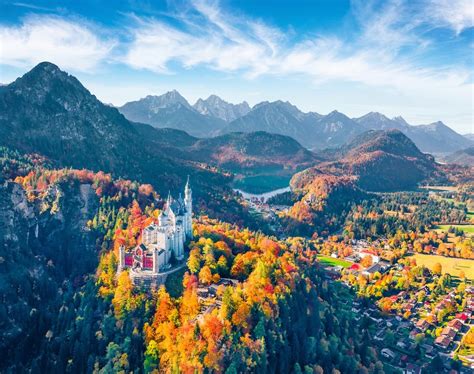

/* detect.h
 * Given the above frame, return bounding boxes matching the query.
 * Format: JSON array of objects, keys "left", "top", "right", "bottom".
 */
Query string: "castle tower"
[
  {"left": 118, "top": 245, "right": 125, "bottom": 272},
  {"left": 153, "top": 248, "right": 158, "bottom": 274},
  {"left": 184, "top": 176, "right": 192, "bottom": 238}
]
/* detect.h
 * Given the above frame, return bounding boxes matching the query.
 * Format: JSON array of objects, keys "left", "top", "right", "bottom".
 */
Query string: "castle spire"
[
  {"left": 166, "top": 191, "right": 172, "bottom": 209},
  {"left": 185, "top": 175, "right": 190, "bottom": 191}
]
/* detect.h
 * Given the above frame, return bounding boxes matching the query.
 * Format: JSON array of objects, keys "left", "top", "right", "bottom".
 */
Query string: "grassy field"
[
  {"left": 436, "top": 224, "right": 474, "bottom": 234},
  {"left": 412, "top": 253, "right": 474, "bottom": 280},
  {"left": 317, "top": 255, "right": 352, "bottom": 268},
  {"left": 420, "top": 185, "right": 458, "bottom": 192}
]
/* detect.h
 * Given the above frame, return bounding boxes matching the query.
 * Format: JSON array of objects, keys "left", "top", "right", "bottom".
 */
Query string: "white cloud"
[
  {"left": 123, "top": 0, "right": 472, "bottom": 97},
  {"left": 0, "top": 15, "right": 116, "bottom": 72},
  {"left": 123, "top": 0, "right": 284, "bottom": 77},
  {"left": 428, "top": 0, "right": 474, "bottom": 34}
]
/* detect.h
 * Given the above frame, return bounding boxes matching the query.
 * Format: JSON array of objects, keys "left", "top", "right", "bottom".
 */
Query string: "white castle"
[{"left": 118, "top": 178, "right": 193, "bottom": 277}]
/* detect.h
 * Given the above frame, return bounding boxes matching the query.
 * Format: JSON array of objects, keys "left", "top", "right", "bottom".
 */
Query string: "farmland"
[
  {"left": 412, "top": 253, "right": 474, "bottom": 280},
  {"left": 435, "top": 224, "right": 474, "bottom": 236}
]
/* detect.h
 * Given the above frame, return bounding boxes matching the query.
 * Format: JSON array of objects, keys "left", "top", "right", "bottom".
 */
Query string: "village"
[{"left": 315, "top": 236, "right": 474, "bottom": 373}]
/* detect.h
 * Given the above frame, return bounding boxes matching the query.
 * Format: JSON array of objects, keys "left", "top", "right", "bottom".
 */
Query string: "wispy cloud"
[
  {"left": 123, "top": 1, "right": 284, "bottom": 76},
  {"left": 123, "top": 0, "right": 472, "bottom": 93},
  {"left": 428, "top": 0, "right": 474, "bottom": 35},
  {"left": 0, "top": 15, "right": 116, "bottom": 72}
]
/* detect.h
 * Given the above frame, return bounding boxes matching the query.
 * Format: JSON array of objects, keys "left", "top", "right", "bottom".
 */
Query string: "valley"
[{"left": 0, "top": 63, "right": 472, "bottom": 373}]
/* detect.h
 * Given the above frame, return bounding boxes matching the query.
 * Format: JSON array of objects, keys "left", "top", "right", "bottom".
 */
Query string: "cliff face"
[{"left": 0, "top": 181, "right": 99, "bottom": 369}]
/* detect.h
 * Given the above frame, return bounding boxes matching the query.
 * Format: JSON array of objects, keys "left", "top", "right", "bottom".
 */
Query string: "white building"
[{"left": 118, "top": 178, "right": 193, "bottom": 277}]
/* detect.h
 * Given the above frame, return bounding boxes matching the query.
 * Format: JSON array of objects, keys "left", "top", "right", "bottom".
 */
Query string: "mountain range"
[
  {"left": 0, "top": 62, "right": 319, "bottom": 195},
  {"left": 118, "top": 91, "right": 226, "bottom": 138},
  {"left": 0, "top": 62, "right": 464, "bottom": 196},
  {"left": 118, "top": 92, "right": 472, "bottom": 154}
]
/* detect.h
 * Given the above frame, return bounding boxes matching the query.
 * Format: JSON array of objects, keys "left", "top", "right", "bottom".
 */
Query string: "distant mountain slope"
[
  {"left": 221, "top": 104, "right": 387, "bottom": 150},
  {"left": 443, "top": 146, "right": 474, "bottom": 166},
  {"left": 355, "top": 113, "right": 472, "bottom": 153},
  {"left": 222, "top": 101, "right": 310, "bottom": 140},
  {"left": 313, "top": 110, "right": 362, "bottom": 148},
  {"left": 193, "top": 95, "right": 250, "bottom": 122},
  {"left": 404, "top": 121, "right": 473, "bottom": 153},
  {"left": 0, "top": 62, "right": 226, "bottom": 194},
  {"left": 293, "top": 130, "right": 439, "bottom": 192},
  {"left": 187, "top": 131, "right": 319, "bottom": 173},
  {"left": 354, "top": 112, "right": 409, "bottom": 132},
  {"left": 118, "top": 91, "right": 226, "bottom": 137},
  {"left": 464, "top": 134, "right": 474, "bottom": 141}
]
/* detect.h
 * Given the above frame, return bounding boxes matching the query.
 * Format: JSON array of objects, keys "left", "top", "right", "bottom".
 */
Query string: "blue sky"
[{"left": 0, "top": 0, "right": 473, "bottom": 134}]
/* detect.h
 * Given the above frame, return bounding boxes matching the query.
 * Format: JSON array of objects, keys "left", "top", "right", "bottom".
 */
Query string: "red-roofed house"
[
  {"left": 416, "top": 319, "right": 429, "bottom": 331},
  {"left": 441, "top": 327, "right": 456, "bottom": 338},
  {"left": 349, "top": 263, "right": 361, "bottom": 271},
  {"left": 447, "top": 319, "right": 463, "bottom": 331},
  {"left": 456, "top": 313, "right": 468, "bottom": 322},
  {"left": 435, "top": 335, "right": 451, "bottom": 349}
]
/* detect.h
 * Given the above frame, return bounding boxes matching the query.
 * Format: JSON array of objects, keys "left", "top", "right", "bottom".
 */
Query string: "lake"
[{"left": 234, "top": 186, "right": 291, "bottom": 202}]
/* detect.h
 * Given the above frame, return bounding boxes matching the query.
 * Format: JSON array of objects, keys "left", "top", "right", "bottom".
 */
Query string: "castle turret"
[
  {"left": 153, "top": 249, "right": 158, "bottom": 274},
  {"left": 166, "top": 191, "right": 172, "bottom": 212},
  {"left": 118, "top": 245, "right": 125, "bottom": 272},
  {"left": 184, "top": 176, "right": 192, "bottom": 238},
  {"left": 158, "top": 210, "right": 167, "bottom": 227}
]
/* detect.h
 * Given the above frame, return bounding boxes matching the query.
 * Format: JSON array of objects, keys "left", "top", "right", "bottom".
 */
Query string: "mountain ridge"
[
  {"left": 118, "top": 92, "right": 226, "bottom": 137},
  {"left": 119, "top": 92, "right": 471, "bottom": 153},
  {"left": 193, "top": 94, "right": 250, "bottom": 122}
]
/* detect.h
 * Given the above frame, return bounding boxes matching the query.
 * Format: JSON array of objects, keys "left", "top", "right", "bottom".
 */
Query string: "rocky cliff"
[{"left": 0, "top": 180, "right": 99, "bottom": 370}]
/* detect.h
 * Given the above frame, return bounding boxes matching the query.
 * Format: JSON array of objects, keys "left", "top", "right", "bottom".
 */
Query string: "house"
[
  {"left": 197, "top": 287, "right": 210, "bottom": 298},
  {"left": 396, "top": 341, "right": 407, "bottom": 349},
  {"left": 416, "top": 319, "right": 429, "bottom": 331},
  {"left": 447, "top": 319, "right": 463, "bottom": 332},
  {"left": 374, "top": 329, "right": 386, "bottom": 341},
  {"left": 349, "top": 263, "right": 361, "bottom": 272},
  {"left": 422, "top": 344, "right": 435, "bottom": 359},
  {"left": 441, "top": 327, "right": 456, "bottom": 339},
  {"left": 359, "top": 250, "right": 380, "bottom": 264},
  {"left": 381, "top": 348, "right": 396, "bottom": 360},
  {"left": 400, "top": 354, "right": 409, "bottom": 367},
  {"left": 362, "top": 261, "right": 391, "bottom": 276},
  {"left": 434, "top": 335, "right": 451, "bottom": 349},
  {"left": 409, "top": 329, "right": 418, "bottom": 341},
  {"left": 455, "top": 313, "right": 468, "bottom": 322}
]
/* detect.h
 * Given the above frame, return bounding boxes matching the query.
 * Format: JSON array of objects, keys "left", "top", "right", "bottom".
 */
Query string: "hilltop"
[
  {"left": 293, "top": 130, "right": 439, "bottom": 192},
  {"left": 442, "top": 146, "right": 474, "bottom": 167},
  {"left": 186, "top": 131, "right": 319, "bottom": 173}
]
